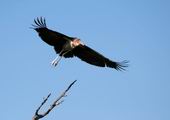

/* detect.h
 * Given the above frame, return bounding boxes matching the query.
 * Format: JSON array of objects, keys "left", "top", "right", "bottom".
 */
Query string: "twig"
[{"left": 32, "top": 80, "right": 77, "bottom": 120}]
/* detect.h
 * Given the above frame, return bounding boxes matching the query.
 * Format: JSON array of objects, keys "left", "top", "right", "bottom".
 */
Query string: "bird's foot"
[
  {"left": 51, "top": 59, "right": 58, "bottom": 67},
  {"left": 51, "top": 56, "right": 62, "bottom": 67}
]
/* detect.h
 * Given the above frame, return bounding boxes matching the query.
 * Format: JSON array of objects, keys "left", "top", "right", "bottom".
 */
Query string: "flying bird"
[{"left": 32, "top": 17, "right": 128, "bottom": 70}]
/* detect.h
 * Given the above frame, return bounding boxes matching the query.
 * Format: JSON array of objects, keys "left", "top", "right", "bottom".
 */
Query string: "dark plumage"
[{"left": 32, "top": 17, "right": 128, "bottom": 70}]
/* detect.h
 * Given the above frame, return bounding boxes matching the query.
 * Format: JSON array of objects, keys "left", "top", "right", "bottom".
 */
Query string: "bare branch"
[
  {"left": 35, "top": 93, "right": 51, "bottom": 116},
  {"left": 32, "top": 80, "right": 77, "bottom": 120}
]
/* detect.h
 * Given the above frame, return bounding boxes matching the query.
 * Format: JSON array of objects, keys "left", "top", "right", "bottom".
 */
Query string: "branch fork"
[{"left": 32, "top": 80, "right": 77, "bottom": 120}]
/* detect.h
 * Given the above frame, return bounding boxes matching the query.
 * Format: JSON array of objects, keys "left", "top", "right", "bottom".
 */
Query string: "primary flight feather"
[{"left": 32, "top": 17, "right": 128, "bottom": 70}]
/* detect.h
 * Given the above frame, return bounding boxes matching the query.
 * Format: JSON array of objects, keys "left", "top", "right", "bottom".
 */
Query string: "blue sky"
[{"left": 0, "top": 0, "right": 170, "bottom": 120}]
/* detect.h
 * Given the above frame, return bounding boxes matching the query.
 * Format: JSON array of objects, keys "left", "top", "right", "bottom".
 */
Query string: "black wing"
[
  {"left": 32, "top": 17, "right": 74, "bottom": 54},
  {"left": 73, "top": 45, "right": 128, "bottom": 70}
]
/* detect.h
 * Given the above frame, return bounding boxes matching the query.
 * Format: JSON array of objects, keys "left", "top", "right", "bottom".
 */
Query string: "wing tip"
[
  {"left": 115, "top": 60, "right": 129, "bottom": 71},
  {"left": 31, "top": 17, "right": 47, "bottom": 29}
]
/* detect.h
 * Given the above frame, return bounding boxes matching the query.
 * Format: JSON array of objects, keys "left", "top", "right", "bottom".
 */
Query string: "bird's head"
[{"left": 71, "top": 38, "right": 84, "bottom": 48}]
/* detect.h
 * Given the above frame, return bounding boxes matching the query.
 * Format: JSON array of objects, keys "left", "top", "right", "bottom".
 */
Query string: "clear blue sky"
[{"left": 0, "top": 0, "right": 170, "bottom": 120}]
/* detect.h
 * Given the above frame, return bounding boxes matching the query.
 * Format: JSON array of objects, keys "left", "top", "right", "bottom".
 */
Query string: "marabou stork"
[{"left": 32, "top": 17, "right": 128, "bottom": 70}]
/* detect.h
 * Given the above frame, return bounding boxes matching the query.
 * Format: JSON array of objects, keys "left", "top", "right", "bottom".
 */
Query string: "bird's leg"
[
  {"left": 51, "top": 48, "right": 65, "bottom": 67},
  {"left": 51, "top": 50, "right": 70, "bottom": 67},
  {"left": 51, "top": 55, "right": 62, "bottom": 66}
]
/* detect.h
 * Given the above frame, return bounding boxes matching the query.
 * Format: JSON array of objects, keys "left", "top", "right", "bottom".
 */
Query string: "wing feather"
[
  {"left": 73, "top": 45, "right": 128, "bottom": 70},
  {"left": 32, "top": 17, "right": 74, "bottom": 54}
]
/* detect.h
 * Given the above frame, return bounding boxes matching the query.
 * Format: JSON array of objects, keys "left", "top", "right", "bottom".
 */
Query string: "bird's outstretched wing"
[
  {"left": 32, "top": 17, "right": 74, "bottom": 54},
  {"left": 73, "top": 45, "right": 128, "bottom": 70}
]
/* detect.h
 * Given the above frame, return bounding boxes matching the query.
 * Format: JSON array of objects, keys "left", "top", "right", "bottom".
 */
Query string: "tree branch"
[{"left": 32, "top": 80, "right": 77, "bottom": 120}]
